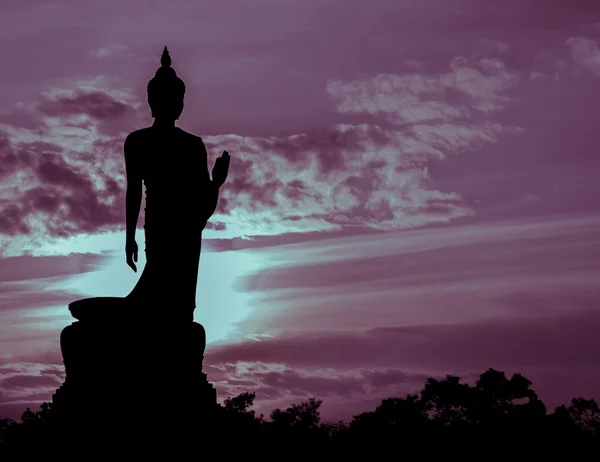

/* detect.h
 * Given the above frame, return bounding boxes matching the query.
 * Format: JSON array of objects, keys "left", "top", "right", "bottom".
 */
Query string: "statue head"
[{"left": 147, "top": 46, "right": 186, "bottom": 121}]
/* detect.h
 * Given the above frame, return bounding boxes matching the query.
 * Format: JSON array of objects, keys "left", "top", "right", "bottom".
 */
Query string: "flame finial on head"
[
  {"left": 148, "top": 45, "right": 184, "bottom": 87},
  {"left": 161, "top": 46, "right": 172, "bottom": 68}
]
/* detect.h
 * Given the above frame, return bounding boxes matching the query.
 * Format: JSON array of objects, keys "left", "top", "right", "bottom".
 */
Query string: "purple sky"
[{"left": 1, "top": 0, "right": 600, "bottom": 421}]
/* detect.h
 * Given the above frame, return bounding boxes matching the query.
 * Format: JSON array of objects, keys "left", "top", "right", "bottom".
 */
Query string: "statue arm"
[{"left": 124, "top": 133, "right": 142, "bottom": 242}]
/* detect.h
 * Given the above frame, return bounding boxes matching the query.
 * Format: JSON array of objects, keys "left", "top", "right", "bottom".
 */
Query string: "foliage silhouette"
[{"left": 2, "top": 367, "right": 600, "bottom": 458}]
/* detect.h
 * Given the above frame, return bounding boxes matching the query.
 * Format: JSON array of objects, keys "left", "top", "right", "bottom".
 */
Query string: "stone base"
[{"left": 50, "top": 297, "right": 220, "bottom": 449}]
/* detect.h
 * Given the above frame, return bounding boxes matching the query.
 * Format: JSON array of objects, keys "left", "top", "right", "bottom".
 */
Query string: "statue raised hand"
[
  {"left": 201, "top": 150, "right": 230, "bottom": 223},
  {"left": 212, "top": 150, "right": 230, "bottom": 187}
]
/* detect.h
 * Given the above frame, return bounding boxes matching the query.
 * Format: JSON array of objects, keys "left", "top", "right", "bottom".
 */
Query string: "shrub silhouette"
[{"left": 1, "top": 367, "right": 599, "bottom": 457}]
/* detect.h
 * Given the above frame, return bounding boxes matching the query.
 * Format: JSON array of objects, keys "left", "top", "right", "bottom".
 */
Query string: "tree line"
[{"left": 1, "top": 368, "right": 599, "bottom": 458}]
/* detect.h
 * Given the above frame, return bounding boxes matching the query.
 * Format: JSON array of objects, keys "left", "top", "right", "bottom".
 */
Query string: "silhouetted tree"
[
  {"left": 347, "top": 393, "right": 430, "bottom": 450},
  {"left": 220, "top": 391, "right": 264, "bottom": 447},
  {"left": 266, "top": 397, "right": 329, "bottom": 452},
  {"left": 420, "top": 375, "right": 474, "bottom": 429},
  {"left": 224, "top": 391, "right": 257, "bottom": 417},
  {"left": 270, "top": 397, "right": 322, "bottom": 430},
  {"left": 567, "top": 397, "right": 600, "bottom": 436},
  {"left": 3, "top": 368, "right": 600, "bottom": 455},
  {"left": 0, "top": 419, "right": 17, "bottom": 445},
  {"left": 475, "top": 369, "right": 545, "bottom": 431},
  {"left": 20, "top": 402, "right": 52, "bottom": 426},
  {"left": 548, "top": 404, "right": 580, "bottom": 436}
]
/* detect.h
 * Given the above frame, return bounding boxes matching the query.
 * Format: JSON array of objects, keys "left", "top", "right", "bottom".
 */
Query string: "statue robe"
[{"left": 124, "top": 126, "right": 216, "bottom": 322}]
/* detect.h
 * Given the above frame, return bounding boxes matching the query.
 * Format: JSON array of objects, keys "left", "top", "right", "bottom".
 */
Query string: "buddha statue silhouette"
[
  {"left": 121, "top": 46, "right": 230, "bottom": 321},
  {"left": 56, "top": 48, "right": 225, "bottom": 434}
]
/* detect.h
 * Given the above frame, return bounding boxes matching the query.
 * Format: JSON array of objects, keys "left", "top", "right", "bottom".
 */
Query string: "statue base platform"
[{"left": 49, "top": 297, "right": 220, "bottom": 449}]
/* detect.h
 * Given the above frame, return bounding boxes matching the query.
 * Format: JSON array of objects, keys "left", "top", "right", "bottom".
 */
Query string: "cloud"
[
  {"left": 0, "top": 282, "right": 81, "bottom": 313},
  {"left": 1, "top": 50, "right": 522, "bottom": 256},
  {"left": 0, "top": 252, "right": 109, "bottom": 313},
  {"left": 0, "top": 80, "right": 142, "bottom": 255},
  {"left": 566, "top": 36, "right": 600, "bottom": 75},
  {"left": 0, "top": 373, "right": 61, "bottom": 389},
  {"left": 0, "top": 141, "right": 125, "bottom": 237},
  {"left": 89, "top": 44, "right": 128, "bottom": 59},
  {"left": 206, "top": 307, "right": 600, "bottom": 373},
  {"left": 37, "top": 90, "right": 132, "bottom": 120},
  {"left": 480, "top": 39, "right": 510, "bottom": 55},
  {"left": 326, "top": 51, "right": 519, "bottom": 123},
  {"left": 206, "top": 52, "right": 521, "bottom": 237},
  {"left": 202, "top": 121, "right": 509, "bottom": 237}
]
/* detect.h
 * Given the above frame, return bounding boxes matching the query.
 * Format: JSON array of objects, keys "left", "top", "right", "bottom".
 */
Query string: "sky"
[{"left": 1, "top": 0, "right": 600, "bottom": 422}]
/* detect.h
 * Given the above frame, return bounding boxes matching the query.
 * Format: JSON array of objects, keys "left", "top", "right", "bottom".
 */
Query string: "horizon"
[{"left": 1, "top": 0, "right": 600, "bottom": 422}]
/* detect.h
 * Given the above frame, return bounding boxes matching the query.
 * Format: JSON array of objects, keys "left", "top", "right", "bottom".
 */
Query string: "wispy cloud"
[
  {"left": 89, "top": 44, "right": 128, "bottom": 59},
  {"left": 566, "top": 36, "right": 600, "bottom": 75},
  {"left": 327, "top": 50, "right": 519, "bottom": 122},
  {"left": 0, "top": 52, "right": 524, "bottom": 256}
]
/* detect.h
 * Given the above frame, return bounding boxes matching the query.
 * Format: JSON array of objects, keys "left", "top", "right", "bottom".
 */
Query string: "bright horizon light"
[{"left": 45, "top": 229, "right": 273, "bottom": 344}]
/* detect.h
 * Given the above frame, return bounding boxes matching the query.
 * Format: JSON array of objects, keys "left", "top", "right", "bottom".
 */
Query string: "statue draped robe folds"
[
  {"left": 124, "top": 127, "right": 217, "bottom": 321},
  {"left": 67, "top": 128, "right": 219, "bottom": 323}
]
